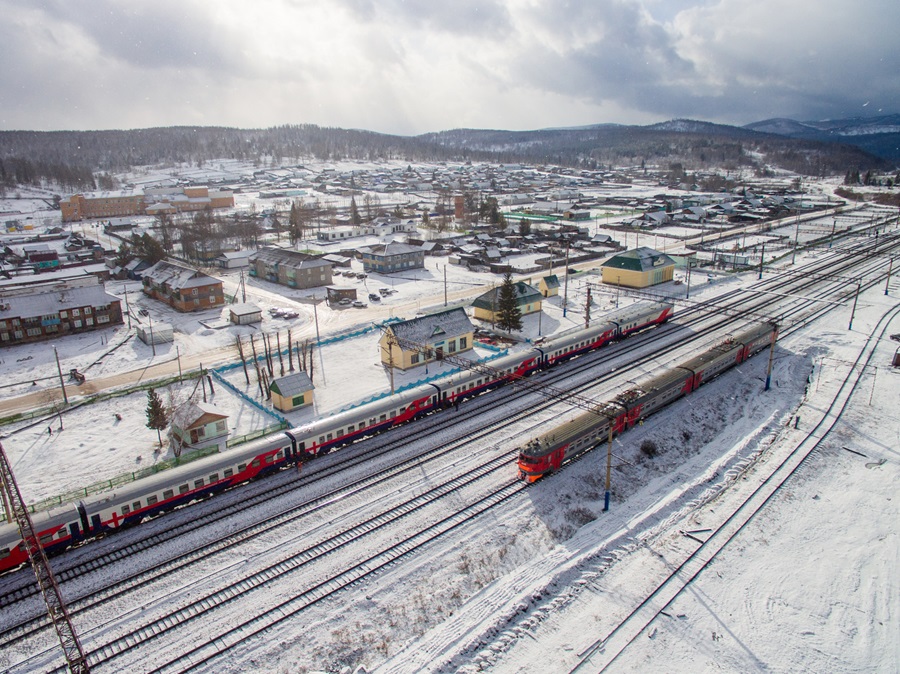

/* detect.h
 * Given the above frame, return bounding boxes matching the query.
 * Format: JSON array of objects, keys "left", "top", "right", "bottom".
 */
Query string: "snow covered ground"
[{"left": 0, "top": 173, "right": 896, "bottom": 673}]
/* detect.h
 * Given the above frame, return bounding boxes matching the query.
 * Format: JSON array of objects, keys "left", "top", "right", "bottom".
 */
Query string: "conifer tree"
[
  {"left": 496, "top": 272, "right": 523, "bottom": 333},
  {"left": 145, "top": 387, "right": 169, "bottom": 446}
]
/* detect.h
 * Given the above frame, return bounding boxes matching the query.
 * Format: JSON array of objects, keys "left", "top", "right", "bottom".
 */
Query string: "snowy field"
[{"left": 0, "top": 171, "right": 896, "bottom": 673}]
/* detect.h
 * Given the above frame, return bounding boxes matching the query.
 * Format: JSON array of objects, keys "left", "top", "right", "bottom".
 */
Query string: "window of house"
[
  {"left": 411, "top": 353, "right": 420, "bottom": 364},
  {"left": 215, "top": 420, "right": 226, "bottom": 432}
]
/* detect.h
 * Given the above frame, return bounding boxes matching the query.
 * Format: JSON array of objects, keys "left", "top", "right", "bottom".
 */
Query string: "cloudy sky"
[{"left": 1, "top": 0, "right": 897, "bottom": 135}]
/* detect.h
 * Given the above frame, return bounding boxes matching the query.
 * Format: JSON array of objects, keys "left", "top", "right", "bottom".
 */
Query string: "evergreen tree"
[
  {"left": 145, "top": 387, "right": 169, "bottom": 446},
  {"left": 350, "top": 196, "right": 362, "bottom": 225},
  {"left": 496, "top": 272, "right": 523, "bottom": 333},
  {"left": 518, "top": 218, "right": 531, "bottom": 237}
]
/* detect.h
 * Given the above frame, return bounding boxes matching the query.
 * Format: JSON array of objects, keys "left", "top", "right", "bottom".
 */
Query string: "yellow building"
[
  {"left": 379, "top": 308, "right": 475, "bottom": 370},
  {"left": 471, "top": 282, "right": 543, "bottom": 323},
  {"left": 600, "top": 247, "right": 675, "bottom": 288}
]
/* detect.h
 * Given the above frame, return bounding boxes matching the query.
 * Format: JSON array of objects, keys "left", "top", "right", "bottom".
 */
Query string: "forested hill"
[{"left": 0, "top": 119, "right": 889, "bottom": 191}]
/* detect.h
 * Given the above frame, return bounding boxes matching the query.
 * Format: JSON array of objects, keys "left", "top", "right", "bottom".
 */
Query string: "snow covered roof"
[
  {"left": 0, "top": 283, "right": 119, "bottom": 318},
  {"left": 270, "top": 371, "right": 315, "bottom": 397},
  {"left": 386, "top": 307, "right": 474, "bottom": 345},
  {"left": 472, "top": 282, "right": 542, "bottom": 310},
  {"left": 171, "top": 400, "right": 228, "bottom": 430},
  {"left": 142, "top": 260, "right": 222, "bottom": 290}
]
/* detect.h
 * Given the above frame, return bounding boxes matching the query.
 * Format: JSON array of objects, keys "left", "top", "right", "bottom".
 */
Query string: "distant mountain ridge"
[
  {"left": 0, "top": 114, "right": 895, "bottom": 192},
  {"left": 745, "top": 114, "right": 900, "bottom": 161}
]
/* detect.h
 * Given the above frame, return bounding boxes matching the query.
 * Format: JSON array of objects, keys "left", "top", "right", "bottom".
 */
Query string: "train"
[
  {"left": 516, "top": 321, "right": 778, "bottom": 482},
  {"left": 0, "top": 301, "right": 673, "bottom": 575}
]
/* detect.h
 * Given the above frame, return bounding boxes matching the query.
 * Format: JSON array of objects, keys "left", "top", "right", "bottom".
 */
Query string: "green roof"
[
  {"left": 601, "top": 247, "right": 675, "bottom": 272},
  {"left": 472, "top": 282, "right": 543, "bottom": 310}
]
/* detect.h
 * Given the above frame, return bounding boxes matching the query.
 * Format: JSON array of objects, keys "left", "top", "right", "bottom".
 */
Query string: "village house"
[
  {"left": 248, "top": 248, "right": 333, "bottom": 289},
  {"left": 360, "top": 242, "right": 425, "bottom": 274},
  {"left": 141, "top": 260, "right": 225, "bottom": 312},
  {"left": 170, "top": 401, "right": 230, "bottom": 450},
  {"left": 471, "top": 282, "right": 543, "bottom": 323},
  {"left": 0, "top": 278, "right": 123, "bottom": 345},
  {"left": 600, "top": 247, "right": 676, "bottom": 288},
  {"left": 378, "top": 308, "right": 475, "bottom": 370}
]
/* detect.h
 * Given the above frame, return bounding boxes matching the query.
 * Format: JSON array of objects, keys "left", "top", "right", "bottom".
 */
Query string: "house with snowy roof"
[
  {"left": 378, "top": 308, "right": 475, "bottom": 370},
  {"left": 170, "top": 400, "right": 229, "bottom": 450},
  {"left": 141, "top": 259, "right": 225, "bottom": 312},
  {"left": 269, "top": 371, "right": 315, "bottom": 412}
]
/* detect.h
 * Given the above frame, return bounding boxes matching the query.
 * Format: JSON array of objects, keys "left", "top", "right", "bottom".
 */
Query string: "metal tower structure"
[{"left": 0, "top": 441, "right": 90, "bottom": 673}]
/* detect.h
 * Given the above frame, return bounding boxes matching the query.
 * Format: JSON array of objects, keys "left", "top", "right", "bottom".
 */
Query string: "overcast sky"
[{"left": 1, "top": 0, "right": 898, "bottom": 136}]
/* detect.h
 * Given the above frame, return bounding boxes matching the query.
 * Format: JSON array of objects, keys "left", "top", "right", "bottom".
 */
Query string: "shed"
[
  {"left": 326, "top": 286, "right": 357, "bottom": 304},
  {"left": 137, "top": 321, "right": 173, "bottom": 345},
  {"left": 270, "top": 371, "right": 315, "bottom": 412},
  {"left": 539, "top": 274, "right": 560, "bottom": 297},
  {"left": 229, "top": 303, "right": 262, "bottom": 325}
]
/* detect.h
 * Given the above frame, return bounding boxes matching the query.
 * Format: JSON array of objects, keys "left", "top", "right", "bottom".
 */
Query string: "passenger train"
[
  {"left": 0, "top": 301, "right": 673, "bottom": 574},
  {"left": 516, "top": 322, "right": 778, "bottom": 482}
]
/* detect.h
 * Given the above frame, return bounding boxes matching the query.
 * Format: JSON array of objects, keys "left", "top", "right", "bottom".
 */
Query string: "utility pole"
[
  {"left": 53, "top": 346, "right": 68, "bottom": 405},
  {"left": 764, "top": 323, "right": 779, "bottom": 391},
  {"left": 886, "top": 257, "right": 894, "bottom": 296},
  {"left": 444, "top": 265, "right": 448, "bottom": 307},
  {"left": 848, "top": 279, "right": 861, "bottom": 331},
  {"left": 584, "top": 285, "right": 591, "bottom": 329},
  {"left": 123, "top": 286, "right": 131, "bottom": 329},
  {"left": 562, "top": 238, "right": 570, "bottom": 317},
  {"left": 603, "top": 416, "right": 614, "bottom": 512},
  {"left": 792, "top": 211, "right": 800, "bottom": 264},
  {"left": 758, "top": 242, "right": 765, "bottom": 280},
  {"left": 0, "top": 441, "right": 90, "bottom": 673}
]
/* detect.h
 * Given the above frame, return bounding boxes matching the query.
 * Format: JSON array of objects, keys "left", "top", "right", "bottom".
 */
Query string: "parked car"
[
  {"left": 368, "top": 293, "right": 381, "bottom": 302},
  {"left": 352, "top": 300, "right": 367, "bottom": 308},
  {"left": 378, "top": 288, "right": 391, "bottom": 296},
  {"left": 344, "top": 271, "right": 356, "bottom": 278},
  {"left": 338, "top": 298, "right": 352, "bottom": 306},
  {"left": 357, "top": 272, "right": 367, "bottom": 279}
]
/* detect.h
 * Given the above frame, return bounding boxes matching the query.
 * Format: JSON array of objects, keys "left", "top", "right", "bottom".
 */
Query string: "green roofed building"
[
  {"left": 472, "top": 281, "right": 543, "bottom": 322},
  {"left": 600, "top": 247, "right": 675, "bottom": 288}
]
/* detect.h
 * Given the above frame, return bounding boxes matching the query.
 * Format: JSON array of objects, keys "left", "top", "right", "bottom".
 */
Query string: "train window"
[
  {"left": 238, "top": 464, "right": 247, "bottom": 472},
  {"left": 379, "top": 414, "right": 386, "bottom": 422},
  {"left": 194, "top": 479, "right": 204, "bottom": 488},
  {"left": 348, "top": 424, "right": 355, "bottom": 432},
  {"left": 163, "top": 489, "right": 174, "bottom": 500},
  {"left": 264, "top": 455, "right": 273, "bottom": 464},
  {"left": 251, "top": 459, "right": 260, "bottom": 468},
  {"left": 121, "top": 505, "right": 130, "bottom": 515},
  {"left": 224, "top": 468, "right": 234, "bottom": 478},
  {"left": 325, "top": 433, "right": 333, "bottom": 441},
  {"left": 337, "top": 429, "right": 344, "bottom": 438},
  {"left": 0, "top": 548, "right": 9, "bottom": 558},
  {"left": 132, "top": 501, "right": 141, "bottom": 511},
  {"left": 40, "top": 534, "right": 52, "bottom": 545},
  {"left": 318, "top": 436, "right": 325, "bottom": 444},
  {"left": 209, "top": 473, "right": 219, "bottom": 482},
  {"left": 369, "top": 418, "right": 376, "bottom": 426},
  {"left": 58, "top": 530, "right": 67, "bottom": 539},
  {"left": 276, "top": 450, "right": 284, "bottom": 459},
  {"left": 389, "top": 411, "right": 396, "bottom": 419},
  {"left": 179, "top": 484, "right": 189, "bottom": 494},
  {"left": 147, "top": 495, "right": 158, "bottom": 506}
]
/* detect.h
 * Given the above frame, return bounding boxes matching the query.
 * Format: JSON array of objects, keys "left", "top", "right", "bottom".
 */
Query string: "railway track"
[
  {"left": 570, "top": 301, "right": 900, "bottom": 672},
  {"left": 2, "top": 224, "right": 899, "bottom": 671}
]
